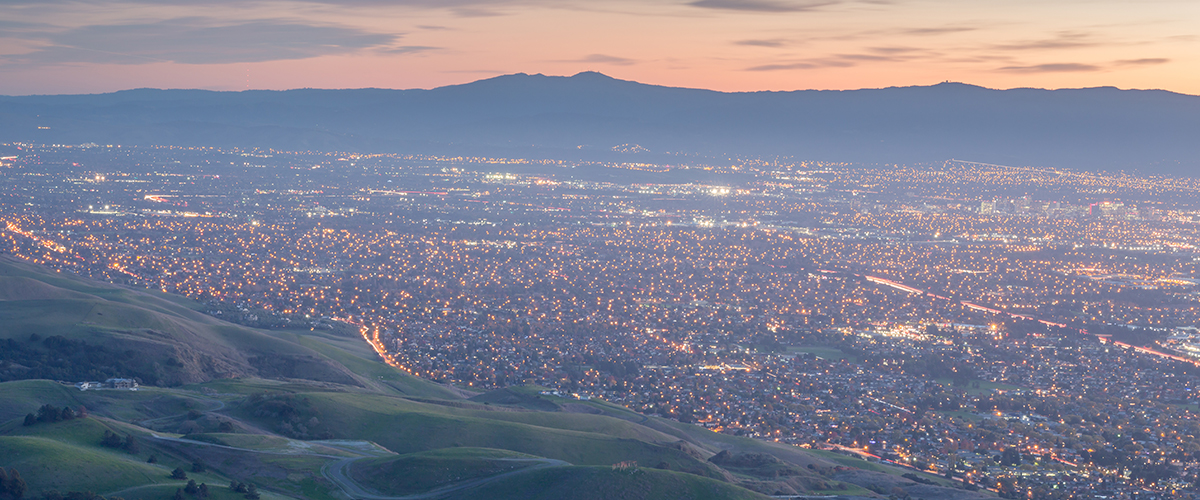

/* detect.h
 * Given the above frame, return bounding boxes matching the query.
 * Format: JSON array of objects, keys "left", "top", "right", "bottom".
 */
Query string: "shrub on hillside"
[
  {"left": 248, "top": 394, "right": 333, "bottom": 439},
  {"left": 0, "top": 336, "right": 159, "bottom": 385},
  {"left": 99, "top": 431, "right": 139, "bottom": 454},
  {"left": 0, "top": 467, "right": 29, "bottom": 500}
]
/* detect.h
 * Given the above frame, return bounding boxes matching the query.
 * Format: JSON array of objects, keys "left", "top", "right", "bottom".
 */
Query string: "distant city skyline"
[{"left": 0, "top": 0, "right": 1197, "bottom": 95}]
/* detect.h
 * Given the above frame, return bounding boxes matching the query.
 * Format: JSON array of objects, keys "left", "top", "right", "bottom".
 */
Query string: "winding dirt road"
[
  {"left": 110, "top": 429, "right": 571, "bottom": 500},
  {"left": 320, "top": 456, "right": 570, "bottom": 500}
]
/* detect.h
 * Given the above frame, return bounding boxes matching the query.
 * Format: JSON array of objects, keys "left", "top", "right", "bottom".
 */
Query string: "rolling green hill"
[
  {"left": 443, "top": 466, "right": 769, "bottom": 500},
  {"left": 227, "top": 390, "right": 734, "bottom": 481},
  {"left": 347, "top": 448, "right": 544, "bottom": 496},
  {"left": 0, "top": 258, "right": 988, "bottom": 499},
  {"left": 0, "top": 256, "right": 458, "bottom": 399}
]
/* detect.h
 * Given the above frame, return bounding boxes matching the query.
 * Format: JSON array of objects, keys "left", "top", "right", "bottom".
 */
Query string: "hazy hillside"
[
  {"left": 0, "top": 259, "right": 988, "bottom": 499},
  {"left": 0, "top": 256, "right": 452, "bottom": 396},
  {"left": 2, "top": 72, "right": 1199, "bottom": 175}
]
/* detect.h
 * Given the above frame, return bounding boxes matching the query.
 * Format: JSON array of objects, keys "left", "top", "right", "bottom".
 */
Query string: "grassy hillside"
[
  {"left": 0, "top": 259, "right": 991, "bottom": 499},
  {"left": 349, "top": 448, "right": 541, "bottom": 495},
  {"left": 1, "top": 416, "right": 238, "bottom": 495},
  {"left": 445, "top": 466, "right": 770, "bottom": 500},
  {"left": 0, "top": 256, "right": 459, "bottom": 399},
  {"left": 229, "top": 390, "right": 732, "bottom": 480}
]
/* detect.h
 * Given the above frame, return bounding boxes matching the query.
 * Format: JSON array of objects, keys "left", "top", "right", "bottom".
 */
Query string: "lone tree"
[
  {"left": 171, "top": 468, "right": 188, "bottom": 480},
  {"left": 0, "top": 467, "right": 30, "bottom": 500},
  {"left": 101, "top": 430, "right": 124, "bottom": 448},
  {"left": 122, "top": 435, "right": 140, "bottom": 454}
]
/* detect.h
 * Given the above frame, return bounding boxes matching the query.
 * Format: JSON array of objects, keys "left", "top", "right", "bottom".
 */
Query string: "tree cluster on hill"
[
  {"left": 228, "top": 482, "right": 258, "bottom": 500},
  {"left": 99, "top": 431, "right": 139, "bottom": 454},
  {"left": 247, "top": 393, "right": 333, "bottom": 439},
  {"left": 0, "top": 467, "right": 28, "bottom": 500},
  {"left": 23, "top": 404, "right": 87, "bottom": 427},
  {"left": 0, "top": 335, "right": 159, "bottom": 385},
  {"left": 176, "top": 480, "right": 208, "bottom": 498}
]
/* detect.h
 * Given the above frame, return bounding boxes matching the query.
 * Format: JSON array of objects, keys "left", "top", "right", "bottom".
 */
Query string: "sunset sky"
[{"left": 1, "top": 0, "right": 1197, "bottom": 95}]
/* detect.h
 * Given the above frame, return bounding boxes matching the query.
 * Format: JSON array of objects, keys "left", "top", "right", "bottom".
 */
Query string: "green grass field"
[
  {"left": 182, "top": 433, "right": 359, "bottom": 457},
  {"left": 99, "top": 482, "right": 295, "bottom": 500},
  {"left": 0, "top": 435, "right": 171, "bottom": 493},
  {"left": 0, "top": 258, "right": 984, "bottom": 500},
  {"left": 238, "top": 391, "right": 729, "bottom": 478},
  {"left": 444, "top": 465, "right": 769, "bottom": 500},
  {"left": 0, "top": 380, "right": 224, "bottom": 426},
  {"left": 350, "top": 447, "right": 541, "bottom": 495},
  {"left": 0, "top": 417, "right": 235, "bottom": 496}
]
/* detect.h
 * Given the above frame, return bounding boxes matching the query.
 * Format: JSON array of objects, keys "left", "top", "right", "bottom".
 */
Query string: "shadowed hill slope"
[
  {"left": 0, "top": 258, "right": 986, "bottom": 499},
  {"left": 0, "top": 256, "right": 455, "bottom": 397}
]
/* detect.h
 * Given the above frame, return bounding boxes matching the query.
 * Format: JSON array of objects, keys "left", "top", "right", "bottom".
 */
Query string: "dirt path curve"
[
  {"left": 104, "top": 394, "right": 567, "bottom": 500},
  {"left": 107, "top": 431, "right": 567, "bottom": 500},
  {"left": 132, "top": 391, "right": 227, "bottom": 428},
  {"left": 321, "top": 456, "right": 571, "bottom": 500},
  {"left": 147, "top": 432, "right": 346, "bottom": 458}
]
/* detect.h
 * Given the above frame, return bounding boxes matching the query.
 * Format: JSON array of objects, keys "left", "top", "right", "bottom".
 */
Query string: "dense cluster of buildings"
[{"left": 2, "top": 144, "right": 1200, "bottom": 497}]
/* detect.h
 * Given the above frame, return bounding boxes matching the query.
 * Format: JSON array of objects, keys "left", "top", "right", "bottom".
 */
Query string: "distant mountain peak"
[
  {"left": 570, "top": 71, "right": 617, "bottom": 79},
  {"left": 930, "top": 81, "right": 985, "bottom": 89},
  {"left": 2, "top": 74, "right": 1198, "bottom": 175}
]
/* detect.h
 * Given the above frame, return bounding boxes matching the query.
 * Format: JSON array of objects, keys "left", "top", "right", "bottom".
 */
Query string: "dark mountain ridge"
[{"left": 3, "top": 72, "right": 1198, "bottom": 175}]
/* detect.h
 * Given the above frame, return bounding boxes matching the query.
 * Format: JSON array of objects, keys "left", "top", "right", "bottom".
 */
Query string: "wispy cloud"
[
  {"left": 688, "top": 0, "right": 838, "bottom": 13},
  {"left": 996, "top": 57, "right": 1169, "bottom": 73},
  {"left": 734, "top": 38, "right": 789, "bottom": 47},
  {"left": 746, "top": 59, "right": 854, "bottom": 71},
  {"left": 1115, "top": 58, "right": 1169, "bottom": 66},
  {"left": 746, "top": 49, "right": 924, "bottom": 71},
  {"left": 573, "top": 53, "right": 636, "bottom": 65},
  {"left": 990, "top": 32, "right": 1098, "bottom": 51},
  {"left": 378, "top": 45, "right": 439, "bottom": 54},
  {"left": 0, "top": 19, "right": 56, "bottom": 34},
  {"left": 449, "top": 7, "right": 508, "bottom": 17},
  {"left": 997, "top": 62, "right": 1100, "bottom": 73},
  {"left": 902, "top": 26, "right": 976, "bottom": 36},
  {"left": 867, "top": 46, "right": 923, "bottom": 54},
  {"left": 5, "top": 17, "right": 397, "bottom": 65}
]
